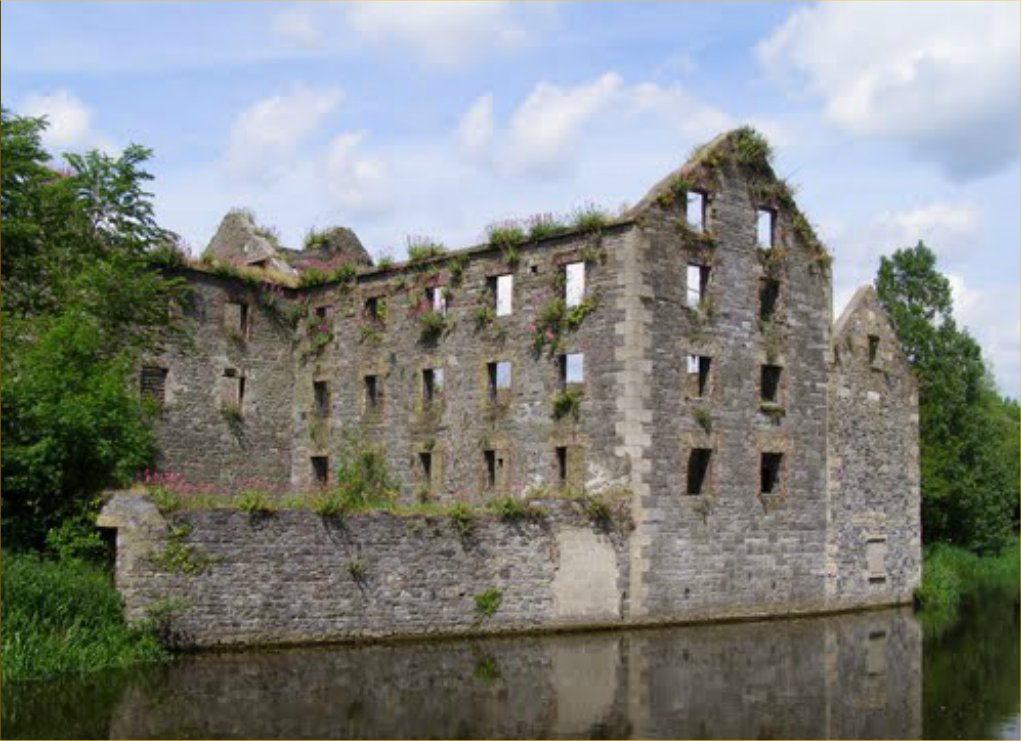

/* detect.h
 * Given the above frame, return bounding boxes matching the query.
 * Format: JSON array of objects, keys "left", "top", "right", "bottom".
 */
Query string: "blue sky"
[{"left": 3, "top": 1, "right": 1018, "bottom": 396}]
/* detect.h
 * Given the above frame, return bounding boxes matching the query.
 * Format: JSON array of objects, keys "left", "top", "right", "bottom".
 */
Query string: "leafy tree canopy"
[
  {"left": 876, "top": 242, "right": 1019, "bottom": 552},
  {"left": 1, "top": 107, "right": 187, "bottom": 550}
]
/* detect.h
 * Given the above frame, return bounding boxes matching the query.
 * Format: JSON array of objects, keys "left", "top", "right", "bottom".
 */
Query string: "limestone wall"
[{"left": 99, "top": 492, "right": 630, "bottom": 648}]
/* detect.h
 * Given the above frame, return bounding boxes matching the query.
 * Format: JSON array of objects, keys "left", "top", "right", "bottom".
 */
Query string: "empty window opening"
[
  {"left": 760, "top": 452, "right": 783, "bottom": 494},
  {"left": 493, "top": 274, "right": 513, "bottom": 316},
  {"left": 760, "top": 279, "right": 780, "bottom": 321},
  {"left": 419, "top": 451, "right": 433, "bottom": 483},
  {"left": 311, "top": 456, "right": 329, "bottom": 486},
  {"left": 426, "top": 286, "right": 447, "bottom": 315},
  {"left": 530, "top": 264, "right": 539, "bottom": 275},
  {"left": 364, "top": 375, "right": 379, "bottom": 409},
  {"left": 364, "top": 296, "right": 383, "bottom": 322},
  {"left": 687, "top": 449, "right": 712, "bottom": 495},
  {"left": 423, "top": 367, "right": 444, "bottom": 403},
  {"left": 140, "top": 366, "right": 168, "bottom": 405},
  {"left": 237, "top": 376, "right": 246, "bottom": 407},
  {"left": 565, "top": 262, "right": 586, "bottom": 308},
  {"left": 761, "top": 365, "right": 782, "bottom": 404},
  {"left": 224, "top": 301, "right": 249, "bottom": 335},
  {"left": 686, "top": 264, "right": 709, "bottom": 308},
  {"left": 484, "top": 449, "right": 504, "bottom": 489},
  {"left": 757, "top": 208, "right": 775, "bottom": 248},
  {"left": 488, "top": 361, "right": 511, "bottom": 398},
  {"left": 222, "top": 369, "right": 244, "bottom": 408},
  {"left": 868, "top": 334, "right": 880, "bottom": 364},
  {"left": 561, "top": 353, "right": 584, "bottom": 385},
  {"left": 556, "top": 446, "right": 568, "bottom": 484},
  {"left": 315, "top": 305, "right": 332, "bottom": 320},
  {"left": 313, "top": 381, "right": 329, "bottom": 418},
  {"left": 686, "top": 191, "right": 706, "bottom": 232},
  {"left": 686, "top": 355, "right": 711, "bottom": 398}
]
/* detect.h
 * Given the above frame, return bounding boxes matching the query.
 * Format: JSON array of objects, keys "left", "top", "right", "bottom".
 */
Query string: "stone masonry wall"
[
  {"left": 627, "top": 144, "right": 834, "bottom": 620},
  {"left": 826, "top": 286, "right": 921, "bottom": 607},
  {"left": 100, "top": 492, "right": 630, "bottom": 648}
]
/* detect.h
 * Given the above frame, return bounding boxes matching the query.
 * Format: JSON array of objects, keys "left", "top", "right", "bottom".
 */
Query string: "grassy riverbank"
[
  {"left": 914, "top": 536, "right": 1020, "bottom": 636},
  {"left": 1, "top": 552, "right": 167, "bottom": 682}
]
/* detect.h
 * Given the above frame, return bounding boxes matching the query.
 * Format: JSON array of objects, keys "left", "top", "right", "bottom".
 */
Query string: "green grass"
[
  {"left": 915, "top": 536, "right": 1019, "bottom": 637},
  {"left": 1, "top": 552, "right": 167, "bottom": 682}
]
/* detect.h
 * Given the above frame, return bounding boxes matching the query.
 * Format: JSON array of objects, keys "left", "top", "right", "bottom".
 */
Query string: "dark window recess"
[
  {"left": 140, "top": 366, "right": 168, "bottom": 404},
  {"left": 423, "top": 368, "right": 438, "bottom": 403},
  {"left": 760, "top": 279, "right": 780, "bottom": 321},
  {"left": 364, "top": 375, "right": 379, "bottom": 408},
  {"left": 556, "top": 446, "right": 568, "bottom": 484},
  {"left": 312, "top": 456, "right": 329, "bottom": 485},
  {"left": 487, "top": 361, "right": 511, "bottom": 398},
  {"left": 760, "top": 453, "right": 783, "bottom": 494},
  {"left": 313, "top": 381, "right": 329, "bottom": 418},
  {"left": 687, "top": 449, "right": 712, "bottom": 495},
  {"left": 687, "top": 355, "right": 711, "bottom": 398},
  {"left": 225, "top": 301, "right": 248, "bottom": 334},
  {"left": 315, "top": 305, "right": 332, "bottom": 319},
  {"left": 868, "top": 334, "right": 880, "bottom": 364},
  {"left": 364, "top": 297, "right": 381, "bottom": 322},
  {"left": 761, "top": 365, "right": 782, "bottom": 403},
  {"left": 484, "top": 450, "right": 497, "bottom": 488},
  {"left": 419, "top": 451, "right": 432, "bottom": 482},
  {"left": 237, "top": 376, "right": 246, "bottom": 407}
]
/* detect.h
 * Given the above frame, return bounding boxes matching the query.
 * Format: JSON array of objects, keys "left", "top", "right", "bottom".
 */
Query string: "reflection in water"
[{"left": 3, "top": 607, "right": 924, "bottom": 740}]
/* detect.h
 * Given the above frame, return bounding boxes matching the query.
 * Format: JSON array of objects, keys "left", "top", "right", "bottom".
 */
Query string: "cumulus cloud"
[
  {"left": 873, "top": 201, "right": 982, "bottom": 260},
  {"left": 20, "top": 90, "right": 112, "bottom": 152},
  {"left": 946, "top": 274, "right": 1020, "bottom": 397},
  {"left": 757, "top": 2, "right": 1020, "bottom": 179},
  {"left": 224, "top": 84, "right": 342, "bottom": 180},
  {"left": 456, "top": 94, "right": 494, "bottom": 164},
  {"left": 505, "top": 73, "right": 623, "bottom": 175},
  {"left": 322, "top": 131, "right": 390, "bottom": 215},
  {"left": 346, "top": 2, "right": 530, "bottom": 68},
  {"left": 272, "top": 6, "right": 322, "bottom": 47}
]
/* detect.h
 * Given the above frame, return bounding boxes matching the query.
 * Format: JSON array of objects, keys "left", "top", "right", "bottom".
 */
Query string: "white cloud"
[
  {"left": 874, "top": 201, "right": 981, "bottom": 260},
  {"left": 346, "top": 2, "right": 530, "bottom": 68},
  {"left": 456, "top": 94, "right": 494, "bottom": 163},
  {"left": 224, "top": 84, "right": 342, "bottom": 180},
  {"left": 946, "top": 274, "right": 1019, "bottom": 398},
  {"left": 20, "top": 90, "right": 108, "bottom": 152},
  {"left": 322, "top": 131, "right": 390, "bottom": 215},
  {"left": 272, "top": 6, "right": 322, "bottom": 47},
  {"left": 505, "top": 73, "right": 623, "bottom": 175},
  {"left": 757, "top": 2, "right": 1020, "bottom": 179},
  {"left": 627, "top": 82, "right": 732, "bottom": 139}
]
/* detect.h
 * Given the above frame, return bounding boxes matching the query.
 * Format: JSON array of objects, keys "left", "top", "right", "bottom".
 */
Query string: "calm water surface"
[{"left": 3, "top": 594, "right": 1017, "bottom": 739}]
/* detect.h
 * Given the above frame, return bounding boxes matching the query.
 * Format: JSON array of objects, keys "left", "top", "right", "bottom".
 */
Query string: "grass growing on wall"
[
  {"left": 1, "top": 552, "right": 167, "bottom": 682},
  {"left": 914, "top": 536, "right": 1019, "bottom": 637}
]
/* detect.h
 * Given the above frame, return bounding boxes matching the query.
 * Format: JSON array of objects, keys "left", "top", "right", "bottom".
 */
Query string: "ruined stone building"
[{"left": 104, "top": 129, "right": 921, "bottom": 646}]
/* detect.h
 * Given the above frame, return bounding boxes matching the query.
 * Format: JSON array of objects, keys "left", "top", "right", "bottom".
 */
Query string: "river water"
[{"left": 3, "top": 594, "right": 1017, "bottom": 739}]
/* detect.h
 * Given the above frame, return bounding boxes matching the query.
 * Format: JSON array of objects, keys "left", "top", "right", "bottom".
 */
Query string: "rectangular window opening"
[
  {"left": 866, "top": 538, "right": 888, "bottom": 583},
  {"left": 760, "top": 279, "right": 780, "bottom": 321},
  {"left": 686, "top": 191, "right": 706, "bottom": 232},
  {"left": 311, "top": 456, "right": 329, "bottom": 486},
  {"left": 686, "top": 355, "right": 711, "bottom": 398},
  {"left": 423, "top": 367, "right": 444, "bottom": 403},
  {"left": 686, "top": 264, "right": 709, "bottom": 309},
  {"left": 313, "top": 380, "right": 329, "bottom": 418},
  {"left": 868, "top": 334, "right": 880, "bottom": 364},
  {"left": 494, "top": 274, "right": 513, "bottom": 316},
  {"left": 488, "top": 361, "right": 511, "bottom": 398},
  {"left": 757, "top": 208, "right": 775, "bottom": 248},
  {"left": 760, "top": 452, "right": 783, "bottom": 495},
  {"left": 761, "top": 365, "right": 782, "bottom": 404},
  {"left": 364, "top": 375, "right": 379, "bottom": 409},
  {"left": 419, "top": 451, "right": 433, "bottom": 483},
  {"left": 140, "top": 366, "right": 168, "bottom": 405},
  {"left": 426, "top": 286, "right": 447, "bottom": 315},
  {"left": 561, "top": 353, "right": 584, "bottom": 386},
  {"left": 556, "top": 446, "right": 568, "bottom": 484},
  {"left": 364, "top": 296, "right": 381, "bottom": 322},
  {"left": 315, "top": 305, "right": 332, "bottom": 320},
  {"left": 687, "top": 448, "right": 712, "bottom": 495},
  {"left": 565, "top": 262, "right": 586, "bottom": 308},
  {"left": 484, "top": 449, "right": 497, "bottom": 489}
]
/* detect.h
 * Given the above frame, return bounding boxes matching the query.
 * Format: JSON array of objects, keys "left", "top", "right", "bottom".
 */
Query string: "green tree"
[
  {"left": 876, "top": 242, "right": 1018, "bottom": 552},
  {"left": 1, "top": 107, "right": 186, "bottom": 551}
]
